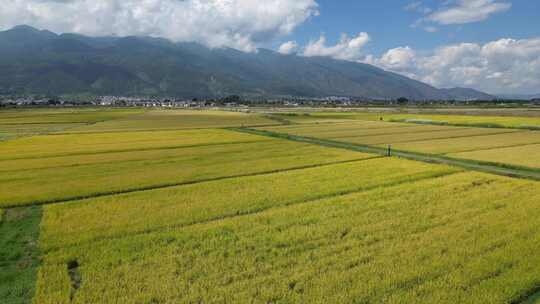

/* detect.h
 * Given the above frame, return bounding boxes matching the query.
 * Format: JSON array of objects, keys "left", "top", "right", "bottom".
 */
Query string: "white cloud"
[
  {"left": 278, "top": 41, "right": 298, "bottom": 54},
  {"left": 368, "top": 37, "right": 540, "bottom": 94},
  {"left": 379, "top": 47, "right": 417, "bottom": 69},
  {"left": 0, "top": 0, "right": 319, "bottom": 52},
  {"left": 423, "top": 26, "right": 438, "bottom": 33},
  {"left": 302, "top": 32, "right": 370, "bottom": 61},
  {"left": 404, "top": 1, "right": 423, "bottom": 12},
  {"left": 404, "top": 1, "right": 432, "bottom": 14},
  {"left": 428, "top": 0, "right": 511, "bottom": 25}
]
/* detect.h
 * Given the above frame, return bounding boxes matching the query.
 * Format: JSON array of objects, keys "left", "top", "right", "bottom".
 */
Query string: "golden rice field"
[
  {"left": 66, "top": 110, "right": 276, "bottom": 133},
  {"left": 40, "top": 158, "right": 455, "bottom": 250},
  {"left": 0, "top": 108, "right": 143, "bottom": 124},
  {"left": 2, "top": 108, "right": 540, "bottom": 304},
  {"left": 35, "top": 172, "right": 540, "bottom": 303},
  {"left": 270, "top": 111, "right": 540, "bottom": 129},
  {"left": 0, "top": 108, "right": 143, "bottom": 141},
  {"left": 0, "top": 123, "right": 86, "bottom": 141},
  {"left": 260, "top": 119, "right": 540, "bottom": 169},
  {"left": 0, "top": 128, "right": 267, "bottom": 160},
  {"left": 385, "top": 131, "right": 540, "bottom": 155},
  {"left": 448, "top": 143, "right": 540, "bottom": 169},
  {"left": 0, "top": 136, "right": 369, "bottom": 208}
]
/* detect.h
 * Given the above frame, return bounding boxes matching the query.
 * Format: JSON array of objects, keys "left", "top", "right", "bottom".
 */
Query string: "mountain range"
[
  {"left": 498, "top": 94, "right": 540, "bottom": 100},
  {"left": 0, "top": 25, "right": 496, "bottom": 100}
]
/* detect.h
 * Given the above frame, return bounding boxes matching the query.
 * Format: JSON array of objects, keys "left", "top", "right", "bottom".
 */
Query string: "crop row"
[{"left": 34, "top": 172, "right": 540, "bottom": 303}]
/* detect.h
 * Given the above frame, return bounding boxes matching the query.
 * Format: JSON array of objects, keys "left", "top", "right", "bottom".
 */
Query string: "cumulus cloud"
[
  {"left": 302, "top": 32, "right": 370, "bottom": 61},
  {"left": 368, "top": 37, "right": 540, "bottom": 94},
  {"left": 0, "top": 0, "right": 319, "bottom": 52},
  {"left": 428, "top": 0, "right": 512, "bottom": 25},
  {"left": 278, "top": 41, "right": 299, "bottom": 54},
  {"left": 410, "top": 0, "right": 511, "bottom": 32}
]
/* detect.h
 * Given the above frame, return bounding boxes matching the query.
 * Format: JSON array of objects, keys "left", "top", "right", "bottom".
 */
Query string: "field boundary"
[{"left": 231, "top": 128, "right": 540, "bottom": 181}]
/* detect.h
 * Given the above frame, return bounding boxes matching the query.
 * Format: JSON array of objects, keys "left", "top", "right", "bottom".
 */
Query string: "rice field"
[
  {"left": 385, "top": 113, "right": 540, "bottom": 129},
  {"left": 448, "top": 144, "right": 540, "bottom": 169},
  {"left": 0, "top": 129, "right": 267, "bottom": 160},
  {"left": 259, "top": 120, "right": 540, "bottom": 169},
  {"left": 385, "top": 131, "right": 540, "bottom": 155},
  {"left": 35, "top": 172, "right": 540, "bottom": 303},
  {"left": 66, "top": 110, "right": 276, "bottom": 133},
  {"left": 40, "top": 158, "right": 456, "bottom": 251},
  {"left": 0, "top": 108, "right": 142, "bottom": 124},
  {"left": 269, "top": 111, "right": 540, "bottom": 129},
  {"left": 0, "top": 108, "right": 143, "bottom": 141},
  {"left": 0, "top": 131, "right": 369, "bottom": 208},
  {"left": 3, "top": 107, "right": 540, "bottom": 303}
]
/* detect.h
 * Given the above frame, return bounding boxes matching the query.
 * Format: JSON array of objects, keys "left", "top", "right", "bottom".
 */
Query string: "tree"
[
  {"left": 397, "top": 97, "right": 409, "bottom": 105},
  {"left": 223, "top": 95, "right": 241, "bottom": 103}
]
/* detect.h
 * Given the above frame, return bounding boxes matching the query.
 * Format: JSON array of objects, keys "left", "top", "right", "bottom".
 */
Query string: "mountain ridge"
[{"left": 0, "top": 25, "right": 494, "bottom": 100}]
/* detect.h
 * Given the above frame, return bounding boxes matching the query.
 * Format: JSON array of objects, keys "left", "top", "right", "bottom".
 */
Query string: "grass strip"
[{"left": 0, "top": 206, "right": 42, "bottom": 304}]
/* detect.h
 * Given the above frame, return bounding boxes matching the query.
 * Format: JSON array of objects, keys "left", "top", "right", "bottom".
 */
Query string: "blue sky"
[
  {"left": 283, "top": 0, "right": 540, "bottom": 56},
  {"left": 1, "top": 0, "right": 539, "bottom": 94}
]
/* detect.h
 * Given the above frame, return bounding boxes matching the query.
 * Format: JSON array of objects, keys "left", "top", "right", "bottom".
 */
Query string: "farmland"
[
  {"left": 0, "top": 108, "right": 144, "bottom": 141},
  {"left": 258, "top": 116, "right": 540, "bottom": 170},
  {"left": 2, "top": 108, "right": 540, "bottom": 303},
  {"left": 268, "top": 110, "right": 540, "bottom": 129}
]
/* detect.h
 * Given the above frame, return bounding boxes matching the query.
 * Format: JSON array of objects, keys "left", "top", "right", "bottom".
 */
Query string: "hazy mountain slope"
[
  {"left": 440, "top": 88, "right": 495, "bottom": 100},
  {"left": 0, "top": 25, "right": 491, "bottom": 100}
]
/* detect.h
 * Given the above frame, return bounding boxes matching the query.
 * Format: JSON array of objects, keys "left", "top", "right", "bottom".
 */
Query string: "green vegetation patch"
[{"left": 0, "top": 206, "right": 42, "bottom": 304}]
